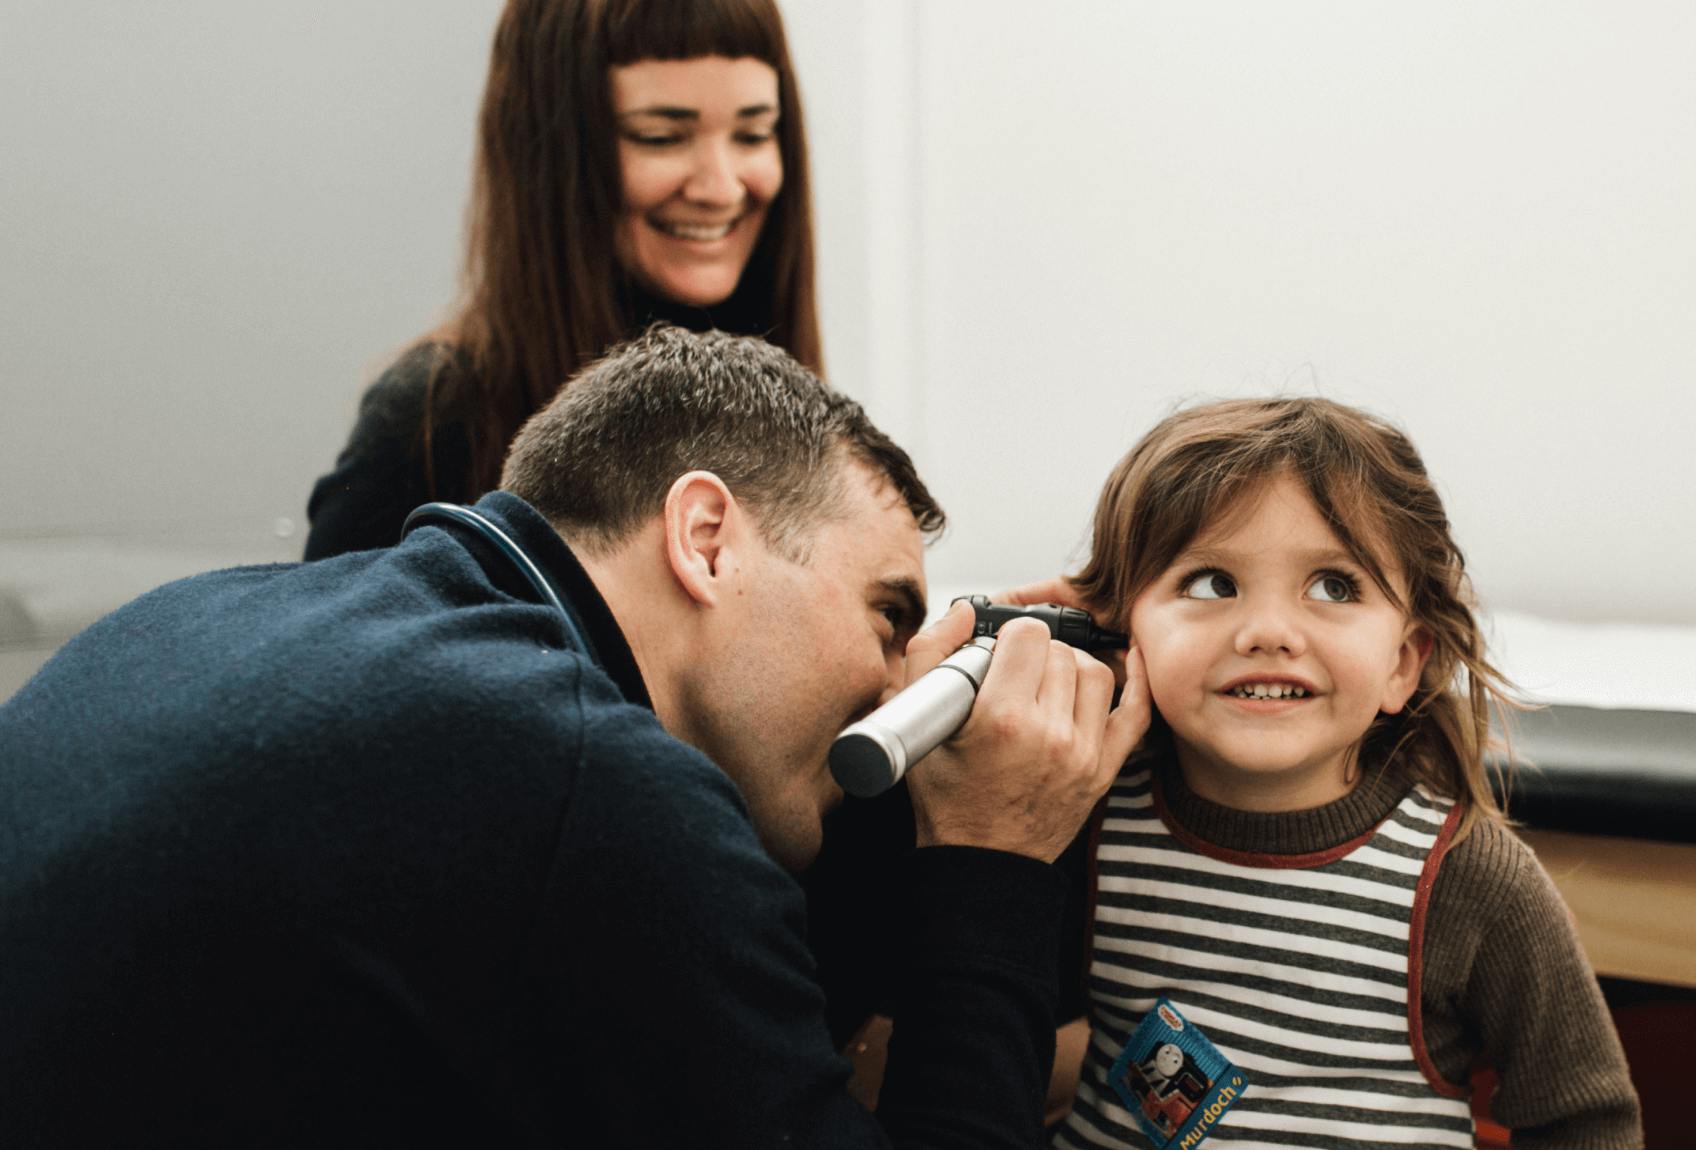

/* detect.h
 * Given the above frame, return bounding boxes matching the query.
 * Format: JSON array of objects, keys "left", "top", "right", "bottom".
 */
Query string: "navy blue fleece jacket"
[{"left": 0, "top": 493, "right": 1064, "bottom": 1148}]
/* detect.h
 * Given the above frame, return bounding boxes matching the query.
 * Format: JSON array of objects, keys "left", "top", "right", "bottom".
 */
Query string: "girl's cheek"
[{"left": 1144, "top": 670, "right": 1182, "bottom": 716}]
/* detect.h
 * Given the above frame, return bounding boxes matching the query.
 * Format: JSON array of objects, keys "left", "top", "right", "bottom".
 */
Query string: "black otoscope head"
[{"left": 957, "top": 594, "right": 1128, "bottom": 652}]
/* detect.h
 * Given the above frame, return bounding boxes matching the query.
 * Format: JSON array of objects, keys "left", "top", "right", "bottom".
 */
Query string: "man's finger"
[
  {"left": 902, "top": 599, "right": 974, "bottom": 685},
  {"left": 1072, "top": 649, "right": 1116, "bottom": 731},
  {"left": 1034, "top": 640, "right": 1080, "bottom": 717},
  {"left": 1098, "top": 644, "right": 1152, "bottom": 783},
  {"left": 1095, "top": 646, "right": 1129, "bottom": 691},
  {"left": 972, "top": 616, "right": 1052, "bottom": 703},
  {"left": 989, "top": 576, "right": 1085, "bottom": 609}
]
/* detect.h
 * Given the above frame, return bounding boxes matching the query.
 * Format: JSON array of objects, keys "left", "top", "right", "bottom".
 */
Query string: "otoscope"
[{"left": 828, "top": 595, "right": 1128, "bottom": 798}]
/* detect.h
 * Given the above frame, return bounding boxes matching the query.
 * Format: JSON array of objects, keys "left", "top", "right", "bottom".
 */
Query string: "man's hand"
[
  {"left": 991, "top": 576, "right": 1088, "bottom": 611},
  {"left": 901, "top": 601, "right": 1149, "bottom": 863},
  {"left": 992, "top": 576, "right": 1129, "bottom": 688}
]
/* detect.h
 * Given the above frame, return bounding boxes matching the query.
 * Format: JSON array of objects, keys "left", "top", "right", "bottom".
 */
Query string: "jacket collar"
[{"left": 470, "top": 491, "right": 654, "bottom": 713}]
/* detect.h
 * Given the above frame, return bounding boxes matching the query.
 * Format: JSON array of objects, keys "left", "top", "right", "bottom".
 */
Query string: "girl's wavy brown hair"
[{"left": 1070, "top": 397, "right": 1516, "bottom": 839}]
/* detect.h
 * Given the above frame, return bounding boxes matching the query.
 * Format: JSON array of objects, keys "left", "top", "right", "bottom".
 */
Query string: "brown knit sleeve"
[{"left": 1419, "top": 818, "right": 1643, "bottom": 1149}]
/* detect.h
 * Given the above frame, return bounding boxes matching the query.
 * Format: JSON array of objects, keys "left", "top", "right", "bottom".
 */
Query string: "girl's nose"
[
  {"left": 682, "top": 139, "right": 741, "bottom": 206},
  {"left": 1233, "top": 599, "right": 1306, "bottom": 658}
]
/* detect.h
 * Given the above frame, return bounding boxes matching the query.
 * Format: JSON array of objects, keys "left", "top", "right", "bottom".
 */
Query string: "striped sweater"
[{"left": 1055, "top": 755, "right": 1642, "bottom": 1150}]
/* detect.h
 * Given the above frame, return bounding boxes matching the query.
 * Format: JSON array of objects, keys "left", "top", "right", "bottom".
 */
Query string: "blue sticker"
[{"left": 1106, "top": 998, "right": 1247, "bottom": 1150}]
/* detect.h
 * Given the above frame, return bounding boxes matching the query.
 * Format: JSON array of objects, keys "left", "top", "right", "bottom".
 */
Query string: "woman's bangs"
[{"left": 604, "top": 0, "right": 782, "bottom": 66}]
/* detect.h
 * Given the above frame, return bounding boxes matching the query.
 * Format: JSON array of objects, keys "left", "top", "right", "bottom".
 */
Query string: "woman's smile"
[{"left": 646, "top": 211, "right": 749, "bottom": 243}]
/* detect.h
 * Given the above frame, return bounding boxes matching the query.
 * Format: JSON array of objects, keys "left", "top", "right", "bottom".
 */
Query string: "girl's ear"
[{"left": 1380, "top": 623, "right": 1433, "bottom": 715}]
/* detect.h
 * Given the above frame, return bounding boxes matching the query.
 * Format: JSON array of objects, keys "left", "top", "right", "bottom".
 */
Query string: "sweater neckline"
[
  {"left": 1153, "top": 752, "right": 1411, "bottom": 856},
  {"left": 620, "top": 276, "right": 769, "bottom": 340}
]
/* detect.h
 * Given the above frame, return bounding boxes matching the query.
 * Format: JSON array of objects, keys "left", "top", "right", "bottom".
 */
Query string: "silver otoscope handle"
[
  {"left": 828, "top": 636, "right": 996, "bottom": 799},
  {"left": 828, "top": 595, "right": 1125, "bottom": 799}
]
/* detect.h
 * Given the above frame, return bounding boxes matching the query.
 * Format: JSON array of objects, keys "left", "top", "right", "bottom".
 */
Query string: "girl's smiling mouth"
[{"left": 1217, "top": 675, "right": 1320, "bottom": 702}]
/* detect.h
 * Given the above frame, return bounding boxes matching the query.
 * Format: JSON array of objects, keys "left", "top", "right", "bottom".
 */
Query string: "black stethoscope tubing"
[{"left": 400, "top": 502, "right": 574, "bottom": 632}]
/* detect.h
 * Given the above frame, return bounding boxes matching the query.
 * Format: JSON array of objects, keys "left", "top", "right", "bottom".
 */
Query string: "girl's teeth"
[{"left": 1230, "top": 684, "right": 1308, "bottom": 699}]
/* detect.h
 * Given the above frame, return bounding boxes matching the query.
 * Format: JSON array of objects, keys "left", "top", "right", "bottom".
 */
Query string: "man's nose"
[{"left": 873, "top": 644, "right": 911, "bottom": 708}]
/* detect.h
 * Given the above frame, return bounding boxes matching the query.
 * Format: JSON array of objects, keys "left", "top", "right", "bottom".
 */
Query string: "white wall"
[
  {"left": 1, "top": 1, "right": 505, "bottom": 698},
  {"left": 878, "top": 1, "right": 1696, "bottom": 625},
  {"left": 3, "top": 0, "right": 1694, "bottom": 704},
  {"left": 2, "top": 1, "right": 501, "bottom": 543}
]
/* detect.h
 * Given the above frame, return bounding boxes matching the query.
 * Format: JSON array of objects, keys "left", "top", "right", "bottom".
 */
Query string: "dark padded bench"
[{"left": 1495, "top": 705, "right": 1696, "bottom": 845}]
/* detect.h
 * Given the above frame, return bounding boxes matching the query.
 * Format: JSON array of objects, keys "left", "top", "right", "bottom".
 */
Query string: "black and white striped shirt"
[{"left": 1056, "top": 766, "right": 1473, "bottom": 1150}]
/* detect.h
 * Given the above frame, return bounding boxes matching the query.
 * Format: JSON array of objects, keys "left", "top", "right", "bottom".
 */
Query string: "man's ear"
[
  {"left": 663, "top": 471, "right": 740, "bottom": 606},
  {"left": 1380, "top": 623, "right": 1433, "bottom": 715}
]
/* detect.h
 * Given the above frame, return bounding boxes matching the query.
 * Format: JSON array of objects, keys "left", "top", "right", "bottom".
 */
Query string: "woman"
[
  {"left": 305, "top": 0, "right": 893, "bottom": 1052},
  {"left": 305, "top": 0, "right": 820, "bottom": 559}
]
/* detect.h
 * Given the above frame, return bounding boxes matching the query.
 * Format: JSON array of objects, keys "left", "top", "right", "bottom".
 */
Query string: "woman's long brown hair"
[{"left": 426, "top": 0, "right": 821, "bottom": 494}]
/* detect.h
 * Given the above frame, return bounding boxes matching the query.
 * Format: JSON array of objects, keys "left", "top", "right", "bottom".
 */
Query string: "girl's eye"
[
  {"left": 735, "top": 130, "right": 776, "bottom": 146},
  {"left": 1180, "top": 570, "right": 1236, "bottom": 600},
  {"left": 1306, "top": 571, "right": 1361, "bottom": 603},
  {"left": 625, "top": 131, "right": 683, "bottom": 147}
]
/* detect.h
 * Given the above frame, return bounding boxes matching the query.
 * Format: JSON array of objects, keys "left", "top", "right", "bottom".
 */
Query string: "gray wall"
[
  {"left": 3, "top": 1, "right": 499, "bottom": 542},
  {"left": 4, "top": 1, "right": 1694, "bottom": 701}
]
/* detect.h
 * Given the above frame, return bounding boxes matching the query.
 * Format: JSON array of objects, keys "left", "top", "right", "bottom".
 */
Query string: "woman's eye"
[
  {"left": 735, "top": 130, "right": 775, "bottom": 146},
  {"left": 1306, "top": 572, "right": 1360, "bottom": 603},
  {"left": 626, "top": 132, "right": 683, "bottom": 147},
  {"left": 1181, "top": 571, "right": 1236, "bottom": 600}
]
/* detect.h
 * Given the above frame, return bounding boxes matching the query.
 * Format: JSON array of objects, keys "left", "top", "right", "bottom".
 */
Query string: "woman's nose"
[{"left": 682, "top": 138, "right": 741, "bottom": 206}]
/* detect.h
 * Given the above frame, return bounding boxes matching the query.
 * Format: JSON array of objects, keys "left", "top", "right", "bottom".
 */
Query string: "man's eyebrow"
[
  {"left": 619, "top": 103, "right": 778, "bottom": 121},
  {"left": 874, "top": 577, "right": 927, "bottom": 631}
]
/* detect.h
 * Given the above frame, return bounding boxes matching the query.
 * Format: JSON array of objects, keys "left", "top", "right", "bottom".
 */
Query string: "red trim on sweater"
[
  {"left": 1408, "top": 800, "right": 1471, "bottom": 1099},
  {"left": 1151, "top": 775, "right": 1379, "bottom": 870}
]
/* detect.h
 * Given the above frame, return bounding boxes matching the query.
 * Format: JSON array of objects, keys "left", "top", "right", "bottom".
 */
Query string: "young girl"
[{"left": 1052, "top": 398, "right": 1640, "bottom": 1150}]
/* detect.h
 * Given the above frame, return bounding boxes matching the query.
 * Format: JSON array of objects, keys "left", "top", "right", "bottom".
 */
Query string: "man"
[{"left": 0, "top": 327, "right": 1148, "bottom": 1146}]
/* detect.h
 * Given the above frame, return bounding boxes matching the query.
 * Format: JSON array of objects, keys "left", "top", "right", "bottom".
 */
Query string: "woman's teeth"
[
  {"left": 1228, "top": 683, "right": 1308, "bottom": 699},
  {"left": 653, "top": 218, "right": 735, "bottom": 241}
]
